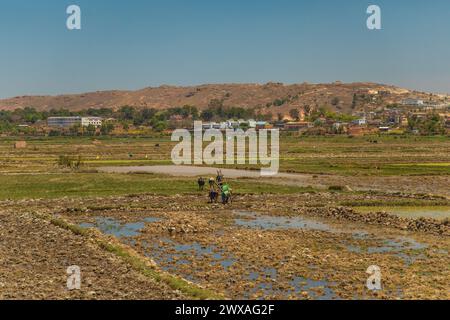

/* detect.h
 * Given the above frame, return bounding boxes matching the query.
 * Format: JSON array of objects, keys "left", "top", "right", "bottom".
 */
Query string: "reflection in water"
[
  {"left": 80, "top": 217, "right": 161, "bottom": 238},
  {"left": 234, "top": 211, "right": 336, "bottom": 232},
  {"left": 77, "top": 211, "right": 435, "bottom": 300}
]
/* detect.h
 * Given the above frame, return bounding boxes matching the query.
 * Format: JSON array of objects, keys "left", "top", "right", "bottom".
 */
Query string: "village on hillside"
[{"left": 1, "top": 87, "right": 449, "bottom": 138}]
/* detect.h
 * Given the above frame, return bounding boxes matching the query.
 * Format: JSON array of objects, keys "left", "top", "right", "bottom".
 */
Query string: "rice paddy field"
[
  {"left": 0, "top": 134, "right": 449, "bottom": 300},
  {"left": 1, "top": 135, "right": 449, "bottom": 176}
]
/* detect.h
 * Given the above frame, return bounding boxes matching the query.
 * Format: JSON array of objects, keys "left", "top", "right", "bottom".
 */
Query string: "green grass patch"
[
  {"left": 0, "top": 173, "right": 311, "bottom": 200},
  {"left": 2, "top": 135, "right": 449, "bottom": 176}
]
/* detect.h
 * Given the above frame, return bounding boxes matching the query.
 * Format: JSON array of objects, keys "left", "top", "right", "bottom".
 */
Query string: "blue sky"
[{"left": 1, "top": 0, "right": 450, "bottom": 98}]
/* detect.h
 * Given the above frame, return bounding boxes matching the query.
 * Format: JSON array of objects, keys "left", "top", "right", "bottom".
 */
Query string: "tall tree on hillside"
[
  {"left": 289, "top": 109, "right": 300, "bottom": 121},
  {"left": 277, "top": 113, "right": 284, "bottom": 121},
  {"left": 200, "top": 109, "right": 214, "bottom": 122},
  {"left": 303, "top": 105, "right": 311, "bottom": 116},
  {"left": 351, "top": 94, "right": 357, "bottom": 109},
  {"left": 118, "top": 106, "right": 135, "bottom": 121},
  {"left": 331, "top": 97, "right": 340, "bottom": 107}
]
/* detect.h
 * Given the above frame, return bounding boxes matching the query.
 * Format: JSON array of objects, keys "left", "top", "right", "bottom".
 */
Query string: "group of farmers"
[{"left": 197, "top": 170, "right": 232, "bottom": 204}]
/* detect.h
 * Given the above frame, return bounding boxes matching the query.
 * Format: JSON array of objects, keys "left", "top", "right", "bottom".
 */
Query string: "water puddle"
[
  {"left": 147, "top": 238, "right": 236, "bottom": 273},
  {"left": 77, "top": 211, "right": 432, "bottom": 300},
  {"left": 245, "top": 268, "right": 337, "bottom": 300},
  {"left": 234, "top": 210, "right": 429, "bottom": 265},
  {"left": 347, "top": 235, "right": 428, "bottom": 265},
  {"left": 80, "top": 216, "right": 161, "bottom": 238},
  {"left": 143, "top": 236, "right": 337, "bottom": 300},
  {"left": 234, "top": 211, "right": 336, "bottom": 232}
]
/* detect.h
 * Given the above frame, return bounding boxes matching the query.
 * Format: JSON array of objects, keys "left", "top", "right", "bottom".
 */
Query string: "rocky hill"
[{"left": 0, "top": 82, "right": 447, "bottom": 115}]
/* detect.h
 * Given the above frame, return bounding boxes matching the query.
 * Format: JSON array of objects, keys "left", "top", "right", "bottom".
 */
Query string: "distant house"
[
  {"left": 255, "top": 121, "right": 269, "bottom": 130},
  {"left": 226, "top": 120, "right": 239, "bottom": 129},
  {"left": 401, "top": 99, "right": 424, "bottom": 106},
  {"left": 352, "top": 118, "right": 367, "bottom": 126},
  {"left": 248, "top": 120, "right": 257, "bottom": 128},
  {"left": 367, "top": 119, "right": 382, "bottom": 126},
  {"left": 273, "top": 121, "right": 286, "bottom": 129},
  {"left": 378, "top": 90, "right": 391, "bottom": 96},
  {"left": 237, "top": 119, "right": 248, "bottom": 126},
  {"left": 47, "top": 116, "right": 82, "bottom": 128},
  {"left": 284, "top": 122, "right": 311, "bottom": 131},
  {"left": 348, "top": 126, "right": 366, "bottom": 136},
  {"left": 202, "top": 122, "right": 215, "bottom": 130},
  {"left": 332, "top": 122, "right": 348, "bottom": 132},
  {"left": 81, "top": 117, "right": 103, "bottom": 127},
  {"left": 14, "top": 141, "right": 27, "bottom": 149}
]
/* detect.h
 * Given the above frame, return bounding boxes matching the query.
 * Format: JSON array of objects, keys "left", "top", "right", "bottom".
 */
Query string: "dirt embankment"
[{"left": 297, "top": 207, "right": 449, "bottom": 236}]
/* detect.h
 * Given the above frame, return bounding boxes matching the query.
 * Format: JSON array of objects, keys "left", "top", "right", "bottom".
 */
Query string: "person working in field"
[
  {"left": 220, "top": 181, "right": 232, "bottom": 204},
  {"left": 208, "top": 178, "right": 219, "bottom": 203},
  {"left": 216, "top": 170, "right": 224, "bottom": 184},
  {"left": 197, "top": 177, "right": 205, "bottom": 191}
]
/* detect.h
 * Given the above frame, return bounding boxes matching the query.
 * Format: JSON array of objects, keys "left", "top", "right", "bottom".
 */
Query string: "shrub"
[
  {"left": 328, "top": 185, "right": 344, "bottom": 191},
  {"left": 58, "top": 155, "right": 83, "bottom": 169}
]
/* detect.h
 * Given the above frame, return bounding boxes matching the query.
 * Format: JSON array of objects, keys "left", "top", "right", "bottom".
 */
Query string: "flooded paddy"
[
  {"left": 74, "top": 195, "right": 449, "bottom": 300},
  {"left": 78, "top": 214, "right": 345, "bottom": 299},
  {"left": 234, "top": 211, "right": 334, "bottom": 232},
  {"left": 354, "top": 206, "right": 450, "bottom": 220},
  {"left": 235, "top": 210, "right": 431, "bottom": 266},
  {"left": 79, "top": 217, "right": 161, "bottom": 238}
]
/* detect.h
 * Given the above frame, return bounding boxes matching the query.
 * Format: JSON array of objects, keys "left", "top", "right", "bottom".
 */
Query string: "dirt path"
[
  {"left": 99, "top": 165, "right": 310, "bottom": 179},
  {"left": 0, "top": 210, "right": 186, "bottom": 300},
  {"left": 98, "top": 165, "right": 450, "bottom": 197}
]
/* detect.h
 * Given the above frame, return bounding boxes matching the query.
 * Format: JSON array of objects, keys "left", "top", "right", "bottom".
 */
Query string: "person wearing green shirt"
[{"left": 221, "top": 182, "right": 231, "bottom": 204}]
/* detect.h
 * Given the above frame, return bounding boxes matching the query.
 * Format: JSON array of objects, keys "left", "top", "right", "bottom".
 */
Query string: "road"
[{"left": 98, "top": 165, "right": 311, "bottom": 179}]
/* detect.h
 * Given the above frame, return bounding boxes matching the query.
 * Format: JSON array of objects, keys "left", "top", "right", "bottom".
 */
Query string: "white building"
[
  {"left": 248, "top": 119, "right": 257, "bottom": 128},
  {"left": 81, "top": 117, "right": 103, "bottom": 127},
  {"left": 226, "top": 120, "right": 239, "bottom": 128},
  {"left": 352, "top": 118, "right": 367, "bottom": 126},
  {"left": 401, "top": 99, "right": 424, "bottom": 106},
  {"left": 202, "top": 122, "right": 214, "bottom": 130}
]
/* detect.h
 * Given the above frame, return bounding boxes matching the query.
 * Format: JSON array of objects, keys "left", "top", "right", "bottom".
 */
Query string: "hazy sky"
[{"left": 1, "top": 0, "right": 450, "bottom": 98}]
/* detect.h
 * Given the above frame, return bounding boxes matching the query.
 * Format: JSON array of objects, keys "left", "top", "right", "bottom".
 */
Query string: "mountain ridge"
[{"left": 0, "top": 82, "right": 446, "bottom": 114}]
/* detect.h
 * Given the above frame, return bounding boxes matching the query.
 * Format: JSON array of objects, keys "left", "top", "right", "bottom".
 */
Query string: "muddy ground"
[
  {"left": 0, "top": 209, "right": 186, "bottom": 300},
  {"left": 2, "top": 192, "right": 448, "bottom": 300}
]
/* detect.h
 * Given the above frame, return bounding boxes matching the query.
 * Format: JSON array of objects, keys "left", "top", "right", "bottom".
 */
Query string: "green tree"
[
  {"left": 153, "top": 121, "right": 167, "bottom": 132},
  {"left": 86, "top": 124, "right": 96, "bottom": 136},
  {"left": 289, "top": 109, "right": 300, "bottom": 121},
  {"left": 331, "top": 97, "right": 340, "bottom": 107},
  {"left": 100, "top": 123, "right": 114, "bottom": 135},
  {"left": 118, "top": 106, "right": 135, "bottom": 121},
  {"left": 200, "top": 109, "right": 214, "bottom": 121},
  {"left": 69, "top": 123, "right": 81, "bottom": 136}
]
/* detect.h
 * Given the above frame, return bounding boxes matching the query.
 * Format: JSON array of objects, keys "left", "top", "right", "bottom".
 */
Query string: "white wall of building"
[{"left": 81, "top": 117, "right": 103, "bottom": 127}]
